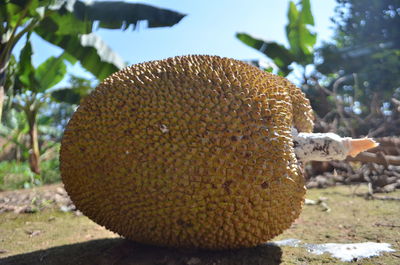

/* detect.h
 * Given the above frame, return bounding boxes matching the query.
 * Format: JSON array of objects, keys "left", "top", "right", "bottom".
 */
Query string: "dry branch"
[{"left": 346, "top": 152, "right": 400, "bottom": 166}]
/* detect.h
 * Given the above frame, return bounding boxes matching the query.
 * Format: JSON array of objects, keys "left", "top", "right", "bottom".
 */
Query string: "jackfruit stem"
[{"left": 292, "top": 129, "right": 379, "bottom": 162}]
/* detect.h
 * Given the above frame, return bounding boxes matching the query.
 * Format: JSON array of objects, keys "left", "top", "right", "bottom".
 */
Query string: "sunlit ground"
[{"left": 0, "top": 184, "right": 399, "bottom": 265}]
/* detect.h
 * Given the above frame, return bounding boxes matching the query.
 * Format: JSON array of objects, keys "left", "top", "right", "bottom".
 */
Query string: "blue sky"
[{"left": 15, "top": 0, "right": 337, "bottom": 86}]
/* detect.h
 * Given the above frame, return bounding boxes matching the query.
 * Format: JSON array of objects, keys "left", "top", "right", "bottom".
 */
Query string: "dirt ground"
[{"left": 0, "top": 184, "right": 399, "bottom": 265}]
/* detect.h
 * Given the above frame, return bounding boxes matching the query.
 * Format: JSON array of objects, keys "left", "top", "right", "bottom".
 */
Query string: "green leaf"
[
  {"left": 72, "top": 1, "right": 186, "bottom": 30},
  {"left": 236, "top": 33, "right": 295, "bottom": 75},
  {"left": 37, "top": 114, "right": 53, "bottom": 126},
  {"left": 299, "top": 25, "right": 317, "bottom": 55},
  {"left": 51, "top": 88, "right": 84, "bottom": 105},
  {"left": 286, "top": 2, "right": 302, "bottom": 57},
  {"left": 18, "top": 37, "right": 37, "bottom": 90},
  {"left": 60, "top": 52, "right": 78, "bottom": 65},
  {"left": 0, "top": 3, "right": 8, "bottom": 23},
  {"left": 35, "top": 55, "right": 67, "bottom": 92},
  {"left": 42, "top": 11, "right": 92, "bottom": 35},
  {"left": 285, "top": 0, "right": 316, "bottom": 64},
  {"left": 41, "top": 0, "right": 185, "bottom": 33},
  {"left": 4, "top": 3, "right": 25, "bottom": 27},
  {"left": 300, "top": 0, "right": 314, "bottom": 26},
  {"left": 35, "top": 23, "right": 125, "bottom": 80},
  {"left": 16, "top": 0, "right": 184, "bottom": 83},
  {"left": 3, "top": 0, "right": 42, "bottom": 26},
  {"left": 287, "top": 1, "right": 299, "bottom": 25},
  {"left": 264, "top": 67, "right": 274, "bottom": 73},
  {"left": 298, "top": 0, "right": 316, "bottom": 55},
  {"left": 51, "top": 75, "right": 93, "bottom": 105}
]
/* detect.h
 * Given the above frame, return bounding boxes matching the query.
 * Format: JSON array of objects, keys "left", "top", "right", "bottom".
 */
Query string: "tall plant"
[
  {"left": 317, "top": 0, "right": 400, "bottom": 136},
  {"left": 236, "top": 0, "right": 316, "bottom": 76},
  {"left": 13, "top": 36, "right": 68, "bottom": 174},
  {"left": 0, "top": 109, "right": 29, "bottom": 162},
  {"left": 0, "top": 0, "right": 185, "bottom": 122}
]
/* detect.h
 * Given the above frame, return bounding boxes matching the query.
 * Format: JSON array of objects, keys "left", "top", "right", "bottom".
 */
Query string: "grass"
[
  {"left": 0, "top": 161, "right": 33, "bottom": 190},
  {"left": 0, "top": 184, "right": 399, "bottom": 265},
  {"left": 0, "top": 158, "right": 61, "bottom": 191},
  {"left": 275, "top": 185, "right": 400, "bottom": 264}
]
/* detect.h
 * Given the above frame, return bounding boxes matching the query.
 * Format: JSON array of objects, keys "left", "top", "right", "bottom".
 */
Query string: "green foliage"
[
  {"left": 32, "top": 0, "right": 184, "bottom": 79},
  {"left": 17, "top": 36, "right": 37, "bottom": 91},
  {"left": 36, "top": 56, "right": 67, "bottom": 92},
  {"left": 51, "top": 75, "right": 95, "bottom": 105},
  {"left": 0, "top": 109, "right": 29, "bottom": 161},
  {"left": 0, "top": 157, "right": 61, "bottom": 191},
  {"left": 3, "top": 55, "right": 18, "bottom": 110},
  {"left": 0, "top": 106, "right": 64, "bottom": 158},
  {"left": 14, "top": 42, "right": 68, "bottom": 114},
  {"left": 0, "top": 137, "right": 61, "bottom": 191},
  {"left": 0, "top": 160, "right": 35, "bottom": 191},
  {"left": 71, "top": 1, "right": 186, "bottom": 29},
  {"left": 316, "top": 0, "right": 400, "bottom": 135},
  {"left": 10, "top": 44, "right": 69, "bottom": 174},
  {"left": 0, "top": 0, "right": 186, "bottom": 185},
  {"left": 236, "top": 0, "right": 316, "bottom": 75},
  {"left": 7, "top": 42, "right": 94, "bottom": 175},
  {"left": 236, "top": 33, "right": 295, "bottom": 75},
  {"left": 0, "top": 0, "right": 185, "bottom": 122},
  {"left": 42, "top": 101, "right": 76, "bottom": 132},
  {"left": 286, "top": 0, "right": 316, "bottom": 64},
  {"left": 33, "top": 29, "right": 124, "bottom": 80},
  {"left": 40, "top": 153, "right": 60, "bottom": 185},
  {"left": 17, "top": 37, "right": 68, "bottom": 94}
]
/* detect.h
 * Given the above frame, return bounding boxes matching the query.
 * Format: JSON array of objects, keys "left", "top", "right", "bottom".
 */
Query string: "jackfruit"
[{"left": 60, "top": 55, "right": 314, "bottom": 249}]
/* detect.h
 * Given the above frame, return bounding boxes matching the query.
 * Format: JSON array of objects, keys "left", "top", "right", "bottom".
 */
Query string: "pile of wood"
[
  {"left": 306, "top": 137, "right": 400, "bottom": 193},
  {"left": 0, "top": 184, "right": 75, "bottom": 214}
]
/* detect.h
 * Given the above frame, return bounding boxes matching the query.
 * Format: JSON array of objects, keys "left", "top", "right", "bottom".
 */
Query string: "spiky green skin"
[{"left": 60, "top": 55, "right": 314, "bottom": 249}]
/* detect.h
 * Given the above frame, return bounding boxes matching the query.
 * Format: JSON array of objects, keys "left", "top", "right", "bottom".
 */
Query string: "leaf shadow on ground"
[{"left": 0, "top": 238, "right": 283, "bottom": 265}]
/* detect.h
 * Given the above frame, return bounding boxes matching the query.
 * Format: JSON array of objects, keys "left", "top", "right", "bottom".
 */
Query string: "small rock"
[
  {"left": 25, "top": 230, "right": 42, "bottom": 237},
  {"left": 347, "top": 174, "right": 364, "bottom": 183},
  {"left": 54, "top": 193, "right": 68, "bottom": 204},
  {"left": 316, "top": 175, "right": 334, "bottom": 188},
  {"left": 319, "top": 196, "right": 328, "bottom": 201},
  {"left": 60, "top": 205, "right": 76, "bottom": 212},
  {"left": 306, "top": 181, "right": 318, "bottom": 189},
  {"left": 186, "top": 257, "right": 201, "bottom": 265},
  {"left": 74, "top": 210, "right": 83, "bottom": 216},
  {"left": 372, "top": 175, "right": 389, "bottom": 187},
  {"left": 20, "top": 194, "right": 29, "bottom": 201},
  {"left": 386, "top": 176, "right": 397, "bottom": 184},
  {"left": 56, "top": 187, "right": 66, "bottom": 195},
  {"left": 85, "top": 234, "right": 94, "bottom": 239},
  {"left": 43, "top": 191, "right": 53, "bottom": 201},
  {"left": 60, "top": 205, "right": 71, "bottom": 212},
  {"left": 305, "top": 199, "right": 317, "bottom": 205},
  {"left": 0, "top": 204, "right": 15, "bottom": 213},
  {"left": 333, "top": 174, "right": 345, "bottom": 183},
  {"left": 14, "top": 205, "right": 37, "bottom": 214},
  {"left": 382, "top": 183, "right": 397, "bottom": 193}
]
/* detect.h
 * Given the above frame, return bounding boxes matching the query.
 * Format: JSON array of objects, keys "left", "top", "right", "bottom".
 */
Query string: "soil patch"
[{"left": 0, "top": 184, "right": 399, "bottom": 264}]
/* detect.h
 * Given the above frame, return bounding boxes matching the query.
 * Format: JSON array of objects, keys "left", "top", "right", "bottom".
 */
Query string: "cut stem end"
[{"left": 347, "top": 138, "right": 379, "bottom": 157}]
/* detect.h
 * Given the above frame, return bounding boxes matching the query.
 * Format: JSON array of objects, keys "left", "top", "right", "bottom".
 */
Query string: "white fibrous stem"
[{"left": 292, "top": 129, "right": 379, "bottom": 162}]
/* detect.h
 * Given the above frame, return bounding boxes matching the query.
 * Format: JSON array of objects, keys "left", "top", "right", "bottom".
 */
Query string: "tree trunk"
[
  {"left": 0, "top": 60, "right": 7, "bottom": 123},
  {"left": 27, "top": 110, "right": 40, "bottom": 174},
  {"left": 0, "top": 84, "right": 4, "bottom": 123}
]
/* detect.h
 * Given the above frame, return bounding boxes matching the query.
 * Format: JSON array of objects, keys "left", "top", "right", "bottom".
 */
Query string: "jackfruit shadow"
[{"left": 0, "top": 238, "right": 283, "bottom": 265}]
